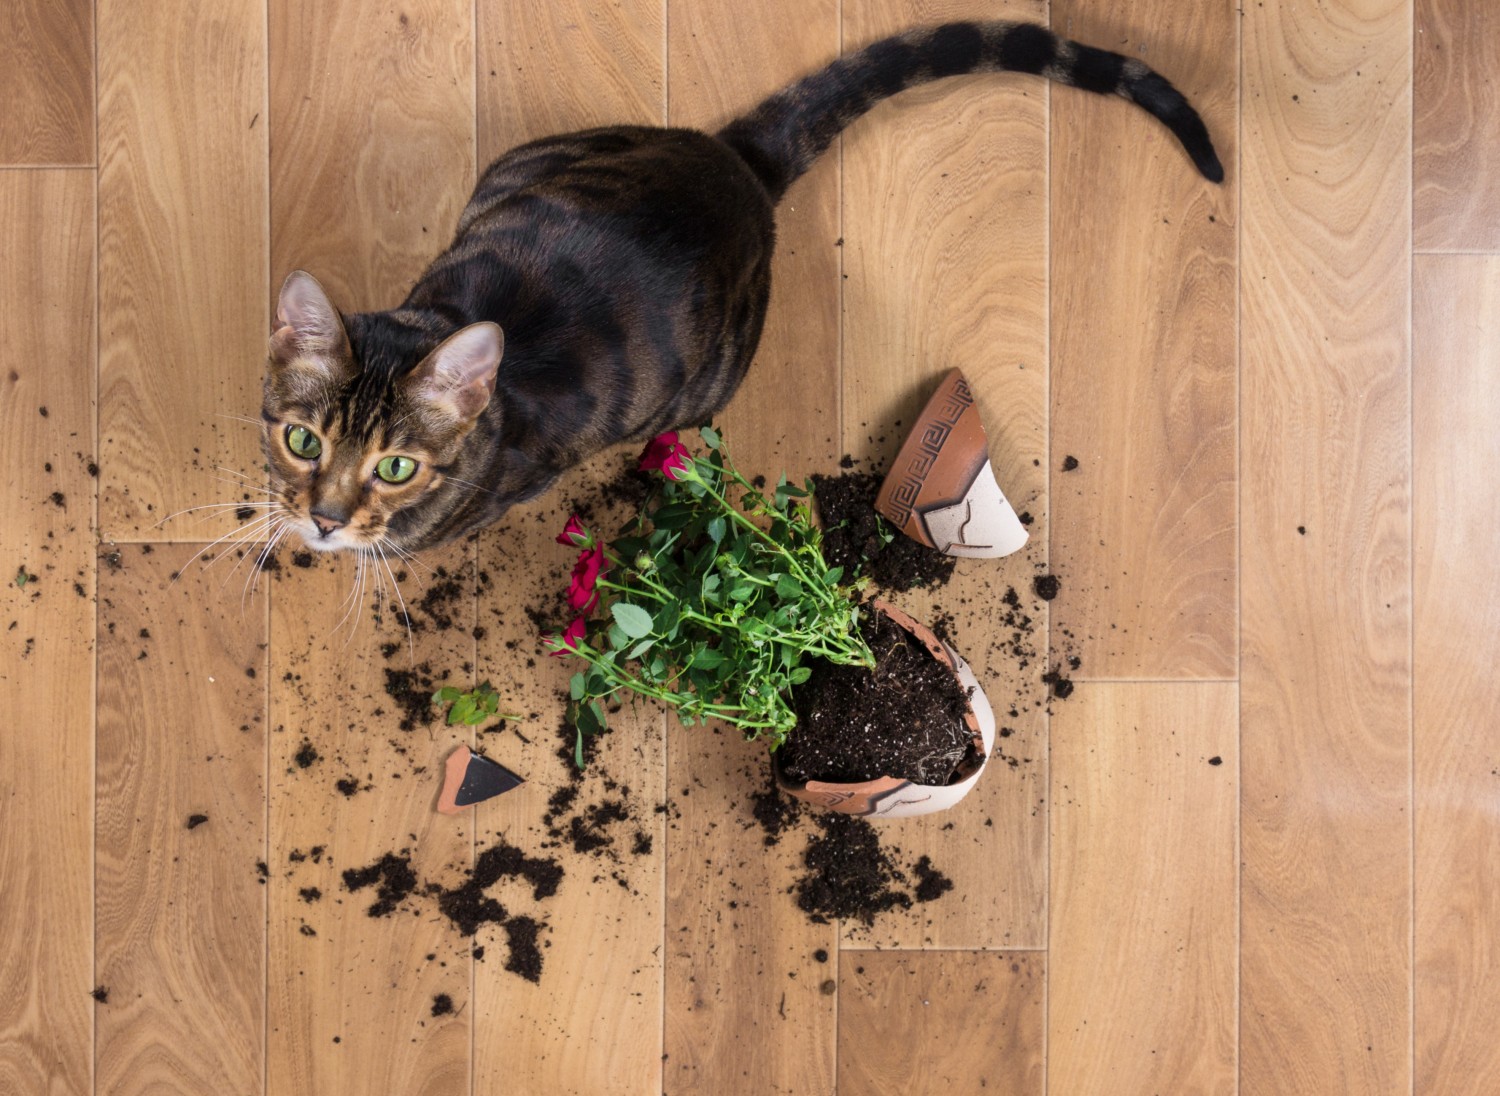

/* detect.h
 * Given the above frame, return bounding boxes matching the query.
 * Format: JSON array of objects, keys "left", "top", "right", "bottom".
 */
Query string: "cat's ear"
[
  {"left": 406, "top": 323, "right": 504, "bottom": 422},
  {"left": 270, "top": 270, "right": 350, "bottom": 365}
]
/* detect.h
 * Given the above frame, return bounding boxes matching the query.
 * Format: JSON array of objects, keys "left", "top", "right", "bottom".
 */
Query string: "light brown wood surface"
[
  {"left": 0, "top": 171, "right": 95, "bottom": 1096},
  {"left": 267, "top": 546, "right": 473, "bottom": 1095},
  {"left": 841, "top": 0, "right": 1049, "bottom": 952},
  {"left": 97, "top": 0, "right": 267, "bottom": 543},
  {"left": 7, "top": 2, "right": 1500, "bottom": 1093},
  {"left": 95, "top": 545, "right": 266, "bottom": 1094},
  {"left": 1415, "top": 0, "right": 1500, "bottom": 250},
  {"left": 838, "top": 951, "right": 1044, "bottom": 1096},
  {"left": 1051, "top": 0, "right": 1238, "bottom": 680},
  {"left": 1240, "top": 0, "right": 1413, "bottom": 1091},
  {"left": 1413, "top": 255, "right": 1500, "bottom": 1094},
  {"left": 0, "top": 0, "right": 93, "bottom": 166},
  {"left": 1049, "top": 682, "right": 1237, "bottom": 1095}
]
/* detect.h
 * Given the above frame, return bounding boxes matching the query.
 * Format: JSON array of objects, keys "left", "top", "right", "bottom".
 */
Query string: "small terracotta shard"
[
  {"left": 875, "top": 368, "right": 1028, "bottom": 558},
  {"left": 436, "top": 746, "right": 524, "bottom": 815}
]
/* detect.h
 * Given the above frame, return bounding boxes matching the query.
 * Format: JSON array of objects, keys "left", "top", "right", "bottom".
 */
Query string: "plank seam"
[{"left": 1407, "top": 5, "right": 1417, "bottom": 1089}]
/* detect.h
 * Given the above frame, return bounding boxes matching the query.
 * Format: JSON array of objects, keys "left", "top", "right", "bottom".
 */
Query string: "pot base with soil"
[{"left": 773, "top": 600, "right": 995, "bottom": 818}]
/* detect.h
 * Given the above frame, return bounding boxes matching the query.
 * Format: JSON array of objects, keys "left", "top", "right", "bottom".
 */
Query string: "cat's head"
[{"left": 261, "top": 271, "right": 503, "bottom": 553}]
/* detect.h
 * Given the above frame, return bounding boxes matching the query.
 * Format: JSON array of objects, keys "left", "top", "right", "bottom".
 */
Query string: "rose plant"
[{"left": 542, "top": 428, "right": 874, "bottom": 766}]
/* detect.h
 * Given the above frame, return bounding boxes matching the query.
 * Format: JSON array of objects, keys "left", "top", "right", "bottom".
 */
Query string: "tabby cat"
[{"left": 263, "top": 21, "right": 1221, "bottom": 555}]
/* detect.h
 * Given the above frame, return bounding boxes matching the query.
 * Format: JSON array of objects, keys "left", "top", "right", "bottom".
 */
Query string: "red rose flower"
[
  {"left": 546, "top": 616, "right": 587, "bottom": 656},
  {"left": 568, "top": 545, "right": 606, "bottom": 612},
  {"left": 637, "top": 432, "right": 692, "bottom": 481},
  {"left": 556, "top": 514, "right": 593, "bottom": 549}
]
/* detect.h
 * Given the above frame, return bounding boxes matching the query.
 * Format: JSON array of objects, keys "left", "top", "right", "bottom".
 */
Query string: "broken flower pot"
[
  {"left": 772, "top": 600, "right": 996, "bottom": 819},
  {"left": 875, "top": 368, "right": 1028, "bottom": 558}
]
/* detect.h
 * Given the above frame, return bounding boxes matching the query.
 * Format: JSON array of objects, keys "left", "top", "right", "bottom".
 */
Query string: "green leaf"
[
  {"left": 706, "top": 516, "right": 726, "bottom": 545},
  {"left": 823, "top": 566, "right": 843, "bottom": 585},
  {"left": 699, "top": 425, "right": 722, "bottom": 449},
  {"left": 611, "top": 602, "right": 654, "bottom": 638},
  {"left": 569, "top": 672, "right": 585, "bottom": 701},
  {"left": 693, "top": 647, "right": 727, "bottom": 670},
  {"left": 775, "top": 574, "right": 802, "bottom": 599},
  {"left": 624, "top": 637, "right": 656, "bottom": 660},
  {"left": 607, "top": 622, "right": 630, "bottom": 651},
  {"left": 432, "top": 686, "right": 461, "bottom": 703},
  {"left": 789, "top": 666, "right": 812, "bottom": 685},
  {"left": 574, "top": 726, "right": 588, "bottom": 769}
]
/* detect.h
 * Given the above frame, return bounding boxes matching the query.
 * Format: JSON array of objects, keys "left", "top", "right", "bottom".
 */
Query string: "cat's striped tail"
[{"left": 717, "top": 21, "right": 1223, "bottom": 202}]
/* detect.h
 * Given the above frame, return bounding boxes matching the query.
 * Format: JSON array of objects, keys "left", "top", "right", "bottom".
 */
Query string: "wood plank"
[
  {"left": 97, "top": 0, "right": 267, "bottom": 542},
  {"left": 1240, "top": 0, "right": 1412, "bottom": 1091},
  {"left": 266, "top": 546, "right": 474, "bottom": 1096},
  {"left": 270, "top": 0, "right": 476, "bottom": 312},
  {"left": 477, "top": 0, "right": 663, "bottom": 160},
  {"left": 95, "top": 544, "right": 266, "bottom": 1094},
  {"left": 837, "top": 951, "right": 1043, "bottom": 1096},
  {"left": 1050, "top": 2, "right": 1238, "bottom": 679},
  {"left": 0, "top": 171, "right": 95, "bottom": 1096},
  {"left": 664, "top": 3, "right": 841, "bottom": 1091},
  {"left": 264, "top": 3, "right": 476, "bottom": 1090},
  {"left": 1415, "top": 0, "right": 1500, "bottom": 250},
  {"left": 475, "top": 12, "right": 666, "bottom": 1091},
  {"left": 473, "top": 457, "right": 665, "bottom": 1095},
  {"left": 1049, "top": 682, "right": 1237, "bottom": 1094},
  {"left": 1413, "top": 255, "right": 1500, "bottom": 1093},
  {"left": 840, "top": 0, "right": 1048, "bottom": 951},
  {"left": 0, "top": 0, "right": 93, "bottom": 165}
]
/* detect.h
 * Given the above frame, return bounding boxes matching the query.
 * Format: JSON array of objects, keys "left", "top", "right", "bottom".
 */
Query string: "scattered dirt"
[
  {"left": 431, "top": 994, "right": 454, "bottom": 1017},
  {"left": 1033, "top": 574, "right": 1060, "bottom": 601},
  {"left": 342, "top": 852, "right": 419, "bottom": 918},
  {"left": 794, "top": 812, "right": 934, "bottom": 926},
  {"left": 91, "top": 986, "right": 109, "bottom": 1004},
  {"left": 185, "top": 814, "right": 209, "bottom": 830},
  {"left": 293, "top": 740, "right": 320, "bottom": 769}
]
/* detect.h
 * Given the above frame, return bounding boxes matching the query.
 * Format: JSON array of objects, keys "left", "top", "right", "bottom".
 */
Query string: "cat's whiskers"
[
  {"left": 216, "top": 413, "right": 266, "bottom": 428},
  {"left": 240, "top": 520, "right": 293, "bottom": 614},
  {"left": 383, "top": 538, "right": 433, "bottom": 578},
  {"left": 171, "top": 511, "right": 283, "bottom": 587},
  {"left": 334, "top": 552, "right": 368, "bottom": 643},
  {"left": 441, "top": 475, "right": 502, "bottom": 498},
  {"left": 154, "top": 500, "right": 277, "bottom": 530},
  {"left": 374, "top": 542, "right": 415, "bottom": 659},
  {"left": 219, "top": 513, "right": 292, "bottom": 593}
]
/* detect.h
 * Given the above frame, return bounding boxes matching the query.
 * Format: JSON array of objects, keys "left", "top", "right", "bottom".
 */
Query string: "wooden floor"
[{"left": 2, "top": 0, "right": 1497, "bottom": 1093}]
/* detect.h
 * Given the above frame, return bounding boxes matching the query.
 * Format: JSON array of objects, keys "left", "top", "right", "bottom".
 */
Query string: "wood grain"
[
  {"left": 1051, "top": 1, "right": 1238, "bottom": 679},
  {"left": 95, "top": 545, "right": 266, "bottom": 1094},
  {"left": 838, "top": 951, "right": 1043, "bottom": 1096},
  {"left": 664, "top": 3, "right": 841, "bottom": 1090},
  {"left": 267, "top": 546, "right": 474, "bottom": 1096},
  {"left": 1415, "top": 0, "right": 1500, "bottom": 250},
  {"left": 478, "top": 0, "right": 663, "bottom": 161},
  {"left": 1240, "top": 0, "right": 1412, "bottom": 1091},
  {"left": 0, "top": 171, "right": 95, "bottom": 1096},
  {"left": 841, "top": 0, "right": 1048, "bottom": 952},
  {"left": 97, "top": 0, "right": 267, "bottom": 542},
  {"left": 0, "top": 0, "right": 93, "bottom": 165},
  {"left": 270, "top": 0, "right": 475, "bottom": 313},
  {"left": 473, "top": 456, "right": 666, "bottom": 1095},
  {"left": 1049, "top": 682, "right": 1237, "bottom": 1094},
  {"left": 1413, "top": 255, "right": 1500, "bottom": 1093}
]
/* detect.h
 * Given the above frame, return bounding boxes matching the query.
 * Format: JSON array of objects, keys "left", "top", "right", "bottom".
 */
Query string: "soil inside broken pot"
[{"left": 779, "top": 607, "right": 974, "bottom": 786}]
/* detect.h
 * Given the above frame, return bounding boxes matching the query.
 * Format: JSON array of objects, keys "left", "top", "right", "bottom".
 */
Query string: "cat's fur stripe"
[{"left": 719, "top": 21, "right": 1223, "bottom": 200}]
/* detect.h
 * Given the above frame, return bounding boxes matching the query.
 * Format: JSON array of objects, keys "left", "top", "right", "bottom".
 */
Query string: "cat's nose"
[{"left": 310, "top": 510, "right": 346, "bottom": 536}]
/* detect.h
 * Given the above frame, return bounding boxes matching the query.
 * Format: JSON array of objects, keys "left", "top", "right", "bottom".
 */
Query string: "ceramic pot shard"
[{"left": 875, "top": 368, "right": 1028, "bottom": 559}]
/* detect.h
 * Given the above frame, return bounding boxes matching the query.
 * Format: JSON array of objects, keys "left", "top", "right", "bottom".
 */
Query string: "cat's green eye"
[
  {"left": 376, "top": 455, "right": 418, "bottom": 484},
  {"left": 286, "top": 425, "right": 321, "bottom": 460}
]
